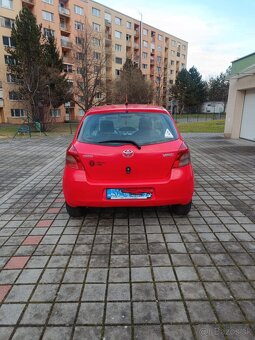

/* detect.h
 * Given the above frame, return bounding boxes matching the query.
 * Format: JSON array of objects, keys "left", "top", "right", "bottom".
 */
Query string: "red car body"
[{"left": 63, "top": 104, "right": 194, "bottom": 216}]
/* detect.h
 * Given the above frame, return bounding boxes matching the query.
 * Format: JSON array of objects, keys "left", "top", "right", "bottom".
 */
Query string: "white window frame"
[
  {"left": 115, "top": 44, "right": 122, "bottom": 52},
  {"left": 74, "top": 5, "right": 84, "bottom": 16},
  {"left": 115, "top": 57, "right": 122, "bottom": 64},
  {"left": 92, "top": 22, "right": 100, "bottom": 32},
  {"left": 51, "top": 108, "right": 60, "bottom": 117},
  {"left": 143, "top": 40, "right": 148, "bottom": 48},
  {"left": 0, "top": 16, "right": 14, "bottom": 28},
  {"left": 75, "top": 21, "right": 84, "bottom": 30},
  {"left": 92, "top": 7, "right": 100, "bottom": 17},
  {"left": 42, "top": 10, "right": 54, "bottom": 22},
  {"left": 143, "top": 28, "right": 148, "bottom": 36},
  {"left": 43, "top": 0, "right": 53, "bottom": 4},
  {"left": 11, "top": 109, "right": 25, "bottom": 118},
  {"left": 126, "top": 21, "right": 131, "bottom": 29},
  {"left": 115, "top": 30, "right": 121, "bottom": 39},
  {"left": 115, "top": 17, "right": 121, "bottom": 25},
  {"left": 0, "top": 0, "right": 13, "bottom": 9}
]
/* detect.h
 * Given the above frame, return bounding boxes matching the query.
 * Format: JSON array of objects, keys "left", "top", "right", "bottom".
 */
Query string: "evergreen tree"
[
  {"left": 112, "top": 59, "right": 152, "bottom": 104},
  {"left": 6, "top": 7, "right": 71, "bottom": 126},
  {"left": 207, "top": 71, "right": 229, "bottom": 110},
  {"left": 170, "top": 66, "right": 207, "bottom": 113}
]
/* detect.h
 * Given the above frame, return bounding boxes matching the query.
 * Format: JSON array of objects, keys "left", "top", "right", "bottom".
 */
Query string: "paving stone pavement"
[{"left": 0, "top": 133, "right": 254, "bottom": 340}]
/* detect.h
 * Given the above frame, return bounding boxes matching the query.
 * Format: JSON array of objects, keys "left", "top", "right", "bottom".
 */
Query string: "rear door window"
[{"left": 78, "top": 112, "right": 178, "bottom": 146}]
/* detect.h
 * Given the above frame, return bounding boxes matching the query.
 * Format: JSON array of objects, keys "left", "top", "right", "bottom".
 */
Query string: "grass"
[
  {"left": 177, "top": 119, "right": 225, "bottom": 133},
  {"left": 0, "top": 119, "right": 225, "bottom": 139}
]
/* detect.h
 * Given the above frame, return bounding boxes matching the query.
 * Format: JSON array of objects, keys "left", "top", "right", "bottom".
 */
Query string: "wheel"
[
  {"left": 66, "top": 203, "right": 85, "bottom": 218},
  {"left": 172, "top": 201, "right": 192, "bottom": 216}
]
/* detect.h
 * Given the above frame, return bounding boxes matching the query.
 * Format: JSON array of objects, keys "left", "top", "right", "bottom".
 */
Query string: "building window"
[
  {"left": 74, "top": 5, "right": 84, "bottom": 15},
  {"left": 169, "top": 79, "right": 174, "bottom": 84},
  {"left": 115, "top": 44, "right": 122, "bottom": 52},
  {"left": 93, "top": 51, "right": 101, "bottom": 60},
  {"left": 0, "top": 16, "right": 14, "bottom": 28},
  {"left": 115, "top": 69, "right": 121, "bottom": 76},
  {"left": 182, "top": 54, "right": 186, "bottom": 59},
  {"left": 6, "top": 73, "right": 15, "bottom": 83},
  {"left": 157, "top": 67, "right": 161, "bottom": 73},
  {"left": 115, "top": 17, "right": 121, "bottom": 25},
  {"left": 77, "top": 67, "right": 84, "bottom": 74},
  {"left": 42, "top": 11, "right": 54, "bottom": 22},
  {"left": 142, "top": 64, "right": 148, "bottom": 69},
  {"left": 75, "top": 21, "right": 84, "bottom": 30},
  {"left": 171, "top": 50, "right": 175, "bottom": 56},
  {"left": 105, "top": 12, "right": 111, "bottom": 23},
  {"left": 4, "top": 55, "right": 17, "bottom": 65},
  {"left": 182, "top": 45, "right": 186, "bottom": 51},
  {"left": 76, "top": 52, "right": 84, "bottom": 60},
  {"left": 171, "top": 40, "right": 176, "bottom": 46},
  {"left": 51, "top": 108, "right": 60, "bottom": 117},
  {"left": 93, "top": 22, "right": 100, "bottom": 32},
  {"left": 93, "top": 37, "right": 101, "bottom": 46},
  {"left": 126, "top": 34, "right": 131, "bottom": 41},
  {"left": 142, "top": 52, "right": 148, "bottom": 59},
  {"left": 177, "top": 52, "right": 180, "bottom": 57},
  {"left": 75, "top": 37, "right": 84, "bottom": 45},
  {"left": 0, "top": 0, "right": 13, "bottom": 9},
  {"left": 92, "top": 7, "right": 100, "bottom": 17},
  {"left": 158, "top": 34, "right": 163, "bottom": 41},
  {"left": 171, "top": 60, "right": 174, "bottom": 65},
  {"left": 2, "top": 36, "right": 15, "bottom": 47},
  {"left": 115, "top": 57, "right": 122, "bottom": 64},
  {"left": 143, "top": 40, "right": 148, "bottom": 48},
  {"left": 78, "top": 109, "right": 84, "bottom": 116},
  {"left": 43, "top": 28, "right": 55, "bottom": 37},
  {"left": 170, "top": 70, "right": 174, "bottom": 74},
  {"left": 63, "top": 64, "right": 73, "bottom": 73},
  {"left": 43, "top": 0, "right": 53, "bottom": 4},
  {"left": 126, "top": 21, "right": 131, "bottom": 29},
  {"left": 9, "top": 91, "right": 22, "bottom": 100},
  {"left": 143, "top": 28, "right": 148, "bottom": 36},
  {"left": 157, "top": 56, "right": 162, "bottom": 63},
  {"left": 11, "top": 109, "right": 25, "bottom": 117},
  {"left": 115, "top": 30, "right": 121, "bottom": 39},
  {"left": 96, "top": 92, "right": 102, "bottom": 99}
]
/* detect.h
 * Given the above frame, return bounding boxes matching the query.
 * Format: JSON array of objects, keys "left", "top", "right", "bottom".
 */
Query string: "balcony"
[
  {"left": 60, "top": 23, "right": 71, "bottom": 35},
  {"left": 22, "top": 0, "right": 34, "bottom": 7},
  {"left": 59, "top": 6, "right": 70, "bottom": 17},
  {"left": 61, "top": 38, "right": 72, "bottom": 50},
  {"left": 134, "top": 43, "right": 139, "bottom": 50},
  {"left": 150, "top": 57, "right": 155, "bottom": 64},
  {"left": 105, "top": 19, "right": 111, "bottom": 27}
]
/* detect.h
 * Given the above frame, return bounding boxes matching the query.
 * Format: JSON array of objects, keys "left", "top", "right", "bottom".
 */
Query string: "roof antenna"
[{"left": 125, "top": 94, "right": 128, "bottom": 112}]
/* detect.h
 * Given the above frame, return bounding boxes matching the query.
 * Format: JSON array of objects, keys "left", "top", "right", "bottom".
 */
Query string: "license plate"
[{"left": 106, "top": 189, "right": 152, "bottom": 200}]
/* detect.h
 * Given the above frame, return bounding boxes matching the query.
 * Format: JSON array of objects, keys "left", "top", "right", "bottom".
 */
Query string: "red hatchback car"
[{"left": 63, "top": 104, "right": 194, "bottom": 217}]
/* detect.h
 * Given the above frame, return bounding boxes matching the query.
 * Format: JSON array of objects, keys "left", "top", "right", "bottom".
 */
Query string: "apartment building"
[{"left": 0, "top": 0, "right": 188, "bottom": 123}]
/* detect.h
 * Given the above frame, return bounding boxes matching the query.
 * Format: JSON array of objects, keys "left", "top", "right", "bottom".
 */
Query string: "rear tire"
[
  {"left": 172, "top": 201, "right": 192, "bottom": 216},
  {"left": 66, "top": 203, "right": 85, "bottom": 218}
]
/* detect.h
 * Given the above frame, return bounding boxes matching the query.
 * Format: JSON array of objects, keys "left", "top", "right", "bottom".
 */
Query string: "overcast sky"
[{"left": 99, "top": 0, "right": 255, "bottom": 80}]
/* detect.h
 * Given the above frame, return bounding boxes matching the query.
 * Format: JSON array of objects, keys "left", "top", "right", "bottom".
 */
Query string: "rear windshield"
[{"left": 78, "top": 112, "right": 178, "bottom": 146}]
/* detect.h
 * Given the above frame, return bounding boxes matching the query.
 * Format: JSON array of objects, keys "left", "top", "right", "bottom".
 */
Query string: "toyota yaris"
[{"left": 63, "top": 104, "right": 194, "bottom": 217}]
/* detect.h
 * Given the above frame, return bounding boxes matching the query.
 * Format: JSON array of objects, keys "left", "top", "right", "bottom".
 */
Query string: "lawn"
[
  {"left": 0, "top": 119, "right": 225, "bottom": 138},
  {"left": 177, "top": 119, "right": 225, "bottom": 133}
]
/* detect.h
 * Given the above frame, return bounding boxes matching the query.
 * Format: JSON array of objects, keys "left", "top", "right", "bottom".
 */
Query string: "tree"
[
  {"left": 170, "top": 66, "right": 207, "bottom": 113},
  {"left": 153, "top": 55, "right": 165, "bottom": 106},
  {"left": 112, "top": 58, "right": 152, "bottom": 104},
  {"left": 72, "top": 20, "right": 107, "bottom": 112},
  {"left": 6, "top": 7, "right": 71, "bottom": 127},
  {"left": 207, "top": 70, "right": 230, "bottom": 111}
]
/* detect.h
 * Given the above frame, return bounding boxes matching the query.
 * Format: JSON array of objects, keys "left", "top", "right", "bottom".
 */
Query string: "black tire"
[
  {"left": 66, "top": 203, "right": 85, "bottom": 218},
  {"left": 172, "top": 201, "right": 192, "bottom": 216}
]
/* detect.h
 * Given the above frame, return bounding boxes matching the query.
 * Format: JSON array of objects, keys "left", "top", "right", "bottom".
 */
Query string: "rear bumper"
[{"left": 63, "top": 166, "right": 194, "bottom": 208}]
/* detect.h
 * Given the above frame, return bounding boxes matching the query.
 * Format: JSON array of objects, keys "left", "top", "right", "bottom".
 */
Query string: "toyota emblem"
[{"left": 122, "top": 150, "right": 134, "bottom": 158}]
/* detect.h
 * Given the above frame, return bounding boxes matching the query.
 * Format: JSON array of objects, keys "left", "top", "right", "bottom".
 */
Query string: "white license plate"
[{"left": 106, "top": 189, "right": 152, "bottom": 200}]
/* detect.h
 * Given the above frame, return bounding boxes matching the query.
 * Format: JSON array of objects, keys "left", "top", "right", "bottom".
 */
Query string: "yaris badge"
[{"left": 122, "top": 150, "right": 134, "bottom": 158}]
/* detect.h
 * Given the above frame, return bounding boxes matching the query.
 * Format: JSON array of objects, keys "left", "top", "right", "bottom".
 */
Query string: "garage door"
[{"left": 240, "top": 89, "right": 255, "bottom": 141}]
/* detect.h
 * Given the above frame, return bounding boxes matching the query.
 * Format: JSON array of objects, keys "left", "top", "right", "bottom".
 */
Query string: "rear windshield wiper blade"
[{"left": 98, "top": 140, "right": 141, "bottom": 150}]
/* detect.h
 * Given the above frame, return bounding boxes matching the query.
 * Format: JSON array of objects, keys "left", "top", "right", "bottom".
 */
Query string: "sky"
[{"left": 99, "top": 0, "right": 255, "bottom": 80}]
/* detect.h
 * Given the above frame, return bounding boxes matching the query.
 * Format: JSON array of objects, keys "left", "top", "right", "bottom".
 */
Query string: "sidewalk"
[{"left": 0, "top": 134, "right": 254, "bottom": 339}]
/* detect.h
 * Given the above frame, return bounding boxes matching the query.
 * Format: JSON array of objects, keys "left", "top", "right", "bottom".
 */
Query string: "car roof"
[{"left": 85, "top": 104, "right": 169, "bottom": 115}]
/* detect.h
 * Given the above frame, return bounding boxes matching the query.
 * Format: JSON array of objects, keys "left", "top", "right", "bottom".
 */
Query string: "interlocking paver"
[{"left": 0, "top": 134, "right": 254, "bottom": 337}]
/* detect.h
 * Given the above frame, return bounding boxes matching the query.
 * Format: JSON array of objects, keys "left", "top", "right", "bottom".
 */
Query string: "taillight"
[
  {"left": 173, "top": 142, "right": 191, "bottom": 168},
  {"left": 66, "top": 145, "right": 84, "bottom": 170}
]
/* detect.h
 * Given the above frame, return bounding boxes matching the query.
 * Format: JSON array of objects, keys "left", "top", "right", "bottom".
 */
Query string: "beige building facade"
[
  {"left": 0, "top": 0, "right": 188, "bottom": 123},
  {"left": 225, "top": 53, "right": 255, "bottom": 142}
]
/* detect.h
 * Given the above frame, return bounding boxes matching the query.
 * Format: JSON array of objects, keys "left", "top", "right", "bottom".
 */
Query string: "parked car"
[{"left": 63, "top": 104, "right": 194, "bottom": 217}]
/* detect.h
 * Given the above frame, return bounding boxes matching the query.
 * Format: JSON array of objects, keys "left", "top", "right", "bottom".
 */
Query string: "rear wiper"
[{"left": 98, "top": 140, "right": 141, "bottom": 150}]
